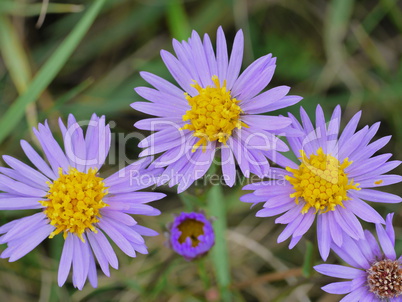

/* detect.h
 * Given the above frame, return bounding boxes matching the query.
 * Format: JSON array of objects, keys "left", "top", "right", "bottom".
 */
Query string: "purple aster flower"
[
  {"left": 132, "top": 27, "right": 302, "bottom": 192},
  {"left": 315, "top": 213, "right": 402, "bottom": 301},
  {"left": 169, "top": 212, "right": 214, "bottom": 261},
  {"left": 0, "top": 114, "right": 164, "bottom": 290},
  {"left": 241, "top": 105, "right": 402, "bottom": 260}
]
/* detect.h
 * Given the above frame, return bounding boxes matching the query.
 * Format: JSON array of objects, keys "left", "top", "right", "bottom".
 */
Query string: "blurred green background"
[{"left": 0, "top": 0, "right": 402, "bottom": 301}]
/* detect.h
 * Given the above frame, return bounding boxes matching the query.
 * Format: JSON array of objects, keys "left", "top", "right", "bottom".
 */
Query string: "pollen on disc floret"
[
  {"left": 181, "top": 76, "right": 247, "bottom": 152},
  {"left": 169, "top": 212, "right": 215, "bottom": 261},
  {"left": 40, "top": 167, "right": 108, "bottom": 241},
  {"left": 285, "top": 147, "right": 360, "bottom": 214},
  {"left": 177, "top": 218, "right": 205, "bottom": 247}
]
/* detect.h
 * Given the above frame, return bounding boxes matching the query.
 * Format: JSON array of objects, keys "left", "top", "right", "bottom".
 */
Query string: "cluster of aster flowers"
[{"left": 0, "top": 26, "right": 401, "bottom": 300}]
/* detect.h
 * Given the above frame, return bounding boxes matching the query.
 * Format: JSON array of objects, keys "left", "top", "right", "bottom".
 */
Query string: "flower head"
[
  {"left": 241, "top": 105, "right": 402, "bottom": 260},
  {"left": 315, "top": 213, "right": 402, "bottom": 301},
  {"left": 132, "top": 27, "right": 302, "bottom": 192},
  {"left": 0, "top": 114, "right": 164, "bottom": 289},
  {"left": 169, "top": 212, "right": 214, "bottom": 261}
]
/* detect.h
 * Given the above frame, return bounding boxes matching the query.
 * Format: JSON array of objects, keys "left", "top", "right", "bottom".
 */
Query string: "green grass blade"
[
  {"left": 207, "top": 183, "right": 231, "bottom": 301},
  {"left": 167, "top": 0, "right": 191, "bottom": 40},
  {"left": 380, "top": 0, "right": 402, "bottom": 32},
  {"left": 0, "top": 1, "right": 83, "bottom": 17},
  {"left": 324, "top": 0, "right": 355, "bottom": 50},
  {"left": 0, "top": 15, "right": 37, "bottom": 130},
  {"left": 0, "top": 0, "right": 106, "bottom": 144},
  {"left": 302, "top": 240, "right": 314, "bottom": 277},
  {"left": 39, "top": 78, "right": 94, "bottom": 120},
  {"left": 0, "top": 16, "right": 31, "bottom": 92}
]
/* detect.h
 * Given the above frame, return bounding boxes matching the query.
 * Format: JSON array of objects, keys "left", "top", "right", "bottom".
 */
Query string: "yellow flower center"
[
  {"left": 182, "top": 76, "right": 247, "bottom": 152},
  {"left": 40, "top": 167, "right": 108, "bottom": 241},
  {"left": 285, "top": 147, "right": 360, "bottom": 214},
  {"left": 178, "top": 219, "right": 205, "bottom": 247}
]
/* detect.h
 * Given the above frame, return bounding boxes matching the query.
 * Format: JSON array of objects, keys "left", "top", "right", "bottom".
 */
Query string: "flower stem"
[
  {"left": 197, "top": 258, "right": 210, "bottom": 289},
  {"left": 207, "top": 183, "right": 231, "bottom": 301}
]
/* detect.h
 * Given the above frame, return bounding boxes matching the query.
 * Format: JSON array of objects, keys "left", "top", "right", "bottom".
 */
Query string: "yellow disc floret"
[
  {"left": 178, "top": 218, "right": 205, "bottom": 247},
  {"left": 40, "top": 167, "right": 108, "bottom": 241},
  {"left": 285, "top": 147, "right": 360, "bottom": 214},
  {"left": 182, "top": 76, "right": 247, "bottom": 152}
]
